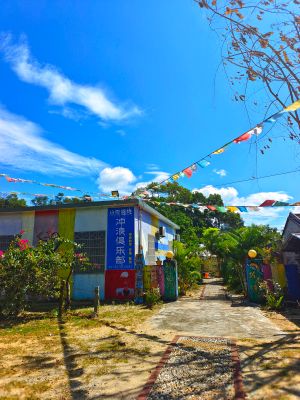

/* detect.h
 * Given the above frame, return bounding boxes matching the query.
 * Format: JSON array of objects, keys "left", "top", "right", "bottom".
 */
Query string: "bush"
[
  {"left": 0, "top": 234, "right": 86, "bottom": 318},
  {"left": 221, "top": 260, "right": 243, "bottom": 293},
  {"left": 144, "top": 288, "right": 161, "bottom": 307},
  {"left": 190, "top": 270, "right": 202, "bottom": 284}
]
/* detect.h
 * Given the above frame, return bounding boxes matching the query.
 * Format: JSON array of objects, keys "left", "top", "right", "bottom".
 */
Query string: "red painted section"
[{"left": 105, "top": 270, "right": 136, "bottom": 300}]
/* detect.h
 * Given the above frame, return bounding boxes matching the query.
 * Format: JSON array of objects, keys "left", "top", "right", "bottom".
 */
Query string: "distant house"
[
  {"left": 282, "top": 212, "right": 300, "bottom": 263},
  {"left": 281, "top": 213, "right": 300, "bottom": 301},
  {"left": 0, "top": 199, "right": 179, "bottom": 301}
]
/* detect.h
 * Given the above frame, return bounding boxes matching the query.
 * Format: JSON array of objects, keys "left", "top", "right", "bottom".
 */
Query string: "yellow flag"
[
  {"left": 226, "top": 206, "right": 238, "bottom": 212},
  {"left": 284, "top": 99, "right": 300, "bottom": 112},
  {"left": 172, "top": 174, "right": 180, "bottom": 181},
  {"left": 212, "top": 148, "right": 225, "bottom": 155}
]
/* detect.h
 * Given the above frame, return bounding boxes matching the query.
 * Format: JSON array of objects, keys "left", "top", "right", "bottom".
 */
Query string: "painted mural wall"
[
  {"left": 139, "top": 209, "right": 175, "bottom": 265},
  {"left": 0, "top": 205, "right": 176, "bottom": 302}
]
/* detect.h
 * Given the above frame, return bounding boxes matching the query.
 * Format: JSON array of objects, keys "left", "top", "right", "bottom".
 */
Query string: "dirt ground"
[{"left": 0, "top": 286, "right": 299, "bottom": 400}]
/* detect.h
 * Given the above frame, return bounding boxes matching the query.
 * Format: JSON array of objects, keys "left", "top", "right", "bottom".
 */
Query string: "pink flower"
[
  {"left": 18, "top": 239, "right": 30, "bottom": 251},
  {"left": 0, "top": 250, "right": 4, "bottom": 258},
  {"left": 20, "top": 230, "right": 25, "bottom": 235}
]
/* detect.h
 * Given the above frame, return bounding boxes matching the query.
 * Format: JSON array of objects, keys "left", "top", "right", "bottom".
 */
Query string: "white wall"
[
  {"left": 0, "top": 213, "right": 22, "bottom": 235},
  {"left": 74, "top": 207, "right": 107, "bottom": 232}
]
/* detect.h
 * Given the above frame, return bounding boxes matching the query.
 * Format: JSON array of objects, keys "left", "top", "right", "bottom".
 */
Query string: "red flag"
[
  {"left": 259, "top": 200, "right": 276, "bottom": 207},
  {"left": 183, "top": 168, "right": 193, "bottom": 178},
  {"left": 5, "top": 176, "right": 17, "bottom": 183},
  {"left": 233, "top": 132, "right": 251, "bottom": 143},
  {"left": 207, "top": 205, "right": 216, "bottom": 211}
]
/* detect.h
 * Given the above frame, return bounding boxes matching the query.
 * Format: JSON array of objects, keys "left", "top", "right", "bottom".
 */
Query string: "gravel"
[{"left": 147, "top": 336, "right": 235, "bottom": 400}]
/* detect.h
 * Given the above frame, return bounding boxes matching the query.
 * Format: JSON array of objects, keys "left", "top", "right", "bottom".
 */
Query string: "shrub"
[
  {"left": 144, "top": 288, "right": 161, "bottom": 307},
  {"left": 259, "top": 280, "right": 284, "bottom": 310},
  {"left": 190, "top": 270, "right": 202, "bottom": 284},
  {"left": 0, "top": 234, "right": 86, "bottom": 318}
]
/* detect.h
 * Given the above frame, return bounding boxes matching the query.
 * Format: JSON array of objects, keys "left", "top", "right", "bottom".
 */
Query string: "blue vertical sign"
[{"left": 107, "top": 207, "right": 135, "bottom": 270}]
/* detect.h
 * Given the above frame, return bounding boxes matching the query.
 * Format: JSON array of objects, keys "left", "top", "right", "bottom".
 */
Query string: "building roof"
[
  {"left": 282, "top": 233, "right": 300, "bottom": 252},
  {"left": 0, "top": 198, "right": 180, "bottom": 230},
  {"left": 282, "top": 212, "right": 300, "bottom": 238}
]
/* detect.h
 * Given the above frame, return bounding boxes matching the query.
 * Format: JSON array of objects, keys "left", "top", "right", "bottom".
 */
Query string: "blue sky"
[{"left": 0, "top": 0, "right": 299, "bottom": 229}]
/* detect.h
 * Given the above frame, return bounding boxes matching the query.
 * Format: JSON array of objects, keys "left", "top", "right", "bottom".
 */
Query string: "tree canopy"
[{"left": 140, "top": 181, "right": 244, "bottom": 246}]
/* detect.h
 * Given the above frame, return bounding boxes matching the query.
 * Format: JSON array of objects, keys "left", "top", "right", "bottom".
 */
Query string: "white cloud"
[
  {"left": 213, "top": 169, "right": 227, "bottom": 177},
  {"left": 97, "top": 167, "right": 137, "bottom": 193},
  {"left": 146, "top": 164, "right": 160, "bottom": 171},
  {"left": 193, "top": 185, "right": 239, "bottom": 204},
  {"left": 0, "top": 107, "right": 105, "bottom": 175},
  {"left": 97, "top": 168, "right": 170, "bottom": 195},
  {"left": 135, "top": 170, "right": 170, "bottom": 190},
  {"left": 193, "top": 185, "right": 293, "bottom": 228},
  {"left": 0, "top": 34, "right": 141, "bottom": 122}
]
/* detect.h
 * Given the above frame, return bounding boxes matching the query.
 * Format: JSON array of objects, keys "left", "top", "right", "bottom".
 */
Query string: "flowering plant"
[
  {"left": 258, "top": 280, "right": 284, "bottom": 310},
  {"left": 0, "top": 233, "right": 88, "bottom": 318}
]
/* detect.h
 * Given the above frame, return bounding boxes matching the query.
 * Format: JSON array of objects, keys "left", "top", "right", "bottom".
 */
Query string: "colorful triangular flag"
[
  {"left": 272, "top": 201, "right": 289, "bottom": 207},
  {"left": 283, "top": 99, "right": 300, "bottom": 112},
  {"left": 226, "top": 206, "right": 238, "bottom": 212},
  {"left": 233, "top": 132, "right": 251, "bottom": 143},
  {"left": 171, "top": 173, "right": 180, "bottom": 181},
  {"left": 207, "top": 205, "right": 216, "bottom": 211},
  {"left": 265, "top": 112, "right": 283, "bottom": 123},
  {"left": 259, "top": 200, "right": 276, "bottom": 207},
  {"left": 216, "top": 206, "right": 227, "bottom": 213},
  {"left": 198, "top": 160, "right": 210, "bottom": 168},
  {"left": 212, "top": 147, "right": 225, "bottom": 155},
  {"left": 183, "top": 167, "right": 193, "bottom": 178},
  {"left": 246, "top": 206, "right": 259, "bottom": 212}
]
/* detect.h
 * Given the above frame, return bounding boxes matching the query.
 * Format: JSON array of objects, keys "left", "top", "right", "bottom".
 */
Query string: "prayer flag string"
[{"left": 152, "top": 99, "right": 300, "bottom": 188}]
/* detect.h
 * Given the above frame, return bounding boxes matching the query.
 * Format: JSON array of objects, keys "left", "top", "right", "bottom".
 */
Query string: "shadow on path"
[{"left": 57, "top": 316, "right": 89, "bottom": 400}]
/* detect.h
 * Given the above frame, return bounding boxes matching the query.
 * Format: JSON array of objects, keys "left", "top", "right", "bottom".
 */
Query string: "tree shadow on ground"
[
  {"left": 22, "top": 355, "right": 60, "bottom": 370},
  {"left": 55, "top": 316, "right": 168, "bottom": 400},
  {"left": 238, "top": 332, "right": 300, "bottom": 397},
  {"left": 57, "top": 316, "right": 89, "bottom": 400},
  {"left": 279, "top": 306, "right": 300, "bottom": 328}
]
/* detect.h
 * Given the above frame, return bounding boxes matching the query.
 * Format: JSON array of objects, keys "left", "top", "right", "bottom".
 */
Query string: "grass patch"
[
  {"left": 1, "top": 380, "right": 51, "bottom": 399},
  {"left": 0, "top": 302, "right": 160, "bottom": 400},
  {"left": 0, "top": 318, "right": 59, "bottom": 338}
]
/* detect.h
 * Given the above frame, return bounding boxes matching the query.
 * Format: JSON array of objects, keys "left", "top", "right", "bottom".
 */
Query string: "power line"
[{"left": 201, "top": 168, "right": 300, "bottom": 188}]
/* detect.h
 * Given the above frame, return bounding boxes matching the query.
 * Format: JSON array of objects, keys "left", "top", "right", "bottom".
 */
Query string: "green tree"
[
  {"left": 140, "top": 182, "right": 244, "bottom": 247},
  {"left": 49, "top": 192, "right": 65, "bottom": 205},
  {"left": 202, "top": 224, "right": 280, "bottom": 294},
  {"left": 0, "top": 194, "right": 26, "bottom": 208},
  {"left": 31, "top": 195, "right": 49, "bottom": 206},
  {"left": 0, "top": 234, "right": 87, "bottom": 317}
]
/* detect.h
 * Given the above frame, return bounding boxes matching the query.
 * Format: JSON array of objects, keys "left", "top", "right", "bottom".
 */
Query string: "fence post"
[
  {"left": 94, "top": 286, "right": 100, "bottom": 316},
  {"left": 58, "top": 280, "right": 65, "bottom": 317},
  {"left": 65, "top": 281, "right": 71, "bottom": 311}
]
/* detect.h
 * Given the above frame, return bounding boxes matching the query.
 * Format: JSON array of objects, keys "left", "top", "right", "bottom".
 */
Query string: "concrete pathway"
[{"left": 150, "top": 279, "right": 285, "bottom": 338}]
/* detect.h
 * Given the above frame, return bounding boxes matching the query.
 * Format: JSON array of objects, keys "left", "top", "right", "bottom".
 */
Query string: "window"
[
  {"left": 74, "top": 231, "right": 105, "bottom": 273},
  {"left": 0, "top": 235, "right": 14, "bottom": 251},
  {"left": 147, "top": 234, "right": 156, "bottom": 265}
]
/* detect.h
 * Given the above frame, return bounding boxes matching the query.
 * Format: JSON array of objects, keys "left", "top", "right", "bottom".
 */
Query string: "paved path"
[{"left": 150, "top": 279, "right": 285, "bottom": 338}]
